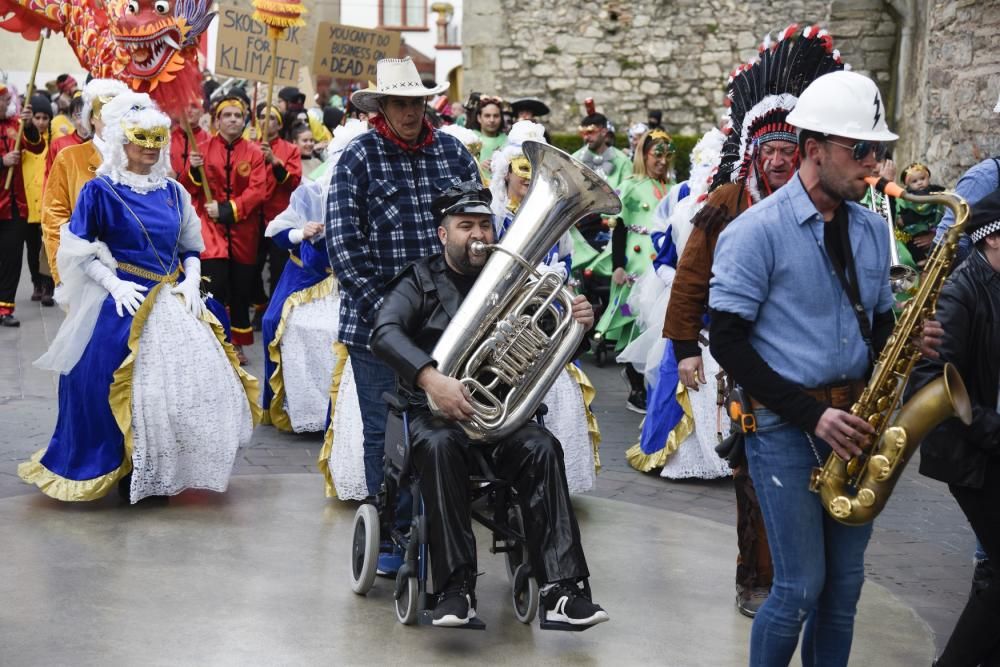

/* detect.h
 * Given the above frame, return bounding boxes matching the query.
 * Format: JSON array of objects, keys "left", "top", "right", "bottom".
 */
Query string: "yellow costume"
[{"left": 41, "top": 141, "right": 100, "bottom": 282}]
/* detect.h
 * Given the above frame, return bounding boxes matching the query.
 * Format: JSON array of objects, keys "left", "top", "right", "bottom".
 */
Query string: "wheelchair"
[{"left": 348, "top": 391, "right": 594, "bottom": 631}]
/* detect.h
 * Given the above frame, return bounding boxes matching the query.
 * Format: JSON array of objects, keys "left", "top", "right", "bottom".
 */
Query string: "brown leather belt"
[{"left": 750, "top": 380, "right": 866, "bottom": 412}]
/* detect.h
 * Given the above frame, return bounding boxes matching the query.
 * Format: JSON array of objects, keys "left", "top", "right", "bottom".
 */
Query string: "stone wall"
[
  {"left": 463, "top": 0, "right": 999, "bottom": 184},
  {"left": 464, "top": 0, "right": 898, "bottom": 135},
  {"left": 893, "top": 0, "right": 1000, "bottom": 185}
]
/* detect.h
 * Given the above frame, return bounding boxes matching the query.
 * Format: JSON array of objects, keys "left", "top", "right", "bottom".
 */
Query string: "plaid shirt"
[{"left": 325, "top": 128, "right": 480, "bottom": 350}]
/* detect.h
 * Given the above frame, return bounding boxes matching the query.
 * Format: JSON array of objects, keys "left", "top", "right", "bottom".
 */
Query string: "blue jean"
[
  {"left": 744, "top": 409, "right": 873, "bottom": 667},
  {"left": 348, "top": 346, "right": 397, "bottom": 496}
]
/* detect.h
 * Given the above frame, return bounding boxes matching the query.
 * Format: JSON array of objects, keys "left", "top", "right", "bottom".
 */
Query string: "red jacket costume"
[
  {"left": 46, "top": 131, "right": 85, "bottom": 175},
  {"left": 0, "top": 116, "right": 44, "bottom": 220},
  {"left": 170, "top": 124, "right": 209, "bottom": 185},
  {"left": 189, "top": 133, "right": 267, "bottom": 264},
  {"left": 261, "top": 136, "right": 302, "bottom": 223}
]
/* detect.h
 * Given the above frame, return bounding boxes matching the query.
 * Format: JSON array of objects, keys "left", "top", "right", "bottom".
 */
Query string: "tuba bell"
[{"left": 429, "top": 140, "right": 622, "bottom": 441}]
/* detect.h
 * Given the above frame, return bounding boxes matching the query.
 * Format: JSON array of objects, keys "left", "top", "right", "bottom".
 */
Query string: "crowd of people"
[{"left": 0, "top": 16, "right": 998, "bottom": 663}]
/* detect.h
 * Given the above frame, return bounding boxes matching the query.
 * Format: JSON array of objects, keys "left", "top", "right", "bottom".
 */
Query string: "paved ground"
[{"left": 0, "top": 268, "right": 976, "bottom": 654}]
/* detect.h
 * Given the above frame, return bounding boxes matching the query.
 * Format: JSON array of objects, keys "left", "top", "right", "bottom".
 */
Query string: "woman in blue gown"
[
  {"left": 259, "top": 120, "right": 370, "bottom": 433},
  {"left": 19, "top": 92, "right": 259, "bottom": 503}
]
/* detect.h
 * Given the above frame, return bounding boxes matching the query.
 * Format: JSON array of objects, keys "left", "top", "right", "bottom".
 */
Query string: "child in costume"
[{"left": 896, "top": 162, "right": 944, "bottom": 265}]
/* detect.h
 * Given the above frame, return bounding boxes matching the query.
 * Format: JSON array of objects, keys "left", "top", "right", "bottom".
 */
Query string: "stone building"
[{"left": 463, "top": 0, "right": 1000, "bottom": 184}]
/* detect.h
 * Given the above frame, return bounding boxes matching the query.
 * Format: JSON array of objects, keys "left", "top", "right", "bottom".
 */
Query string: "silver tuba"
[{"left": 429, "top": 140, "right": 622, "bottom": 441}]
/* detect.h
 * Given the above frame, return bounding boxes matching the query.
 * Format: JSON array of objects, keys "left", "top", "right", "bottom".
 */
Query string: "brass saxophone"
[{"left": 809, "top": 176, "right": 973, "bottom": 524}]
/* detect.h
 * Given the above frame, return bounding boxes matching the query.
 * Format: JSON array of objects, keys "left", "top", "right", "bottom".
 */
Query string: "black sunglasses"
[{"left": 825, "top": 138, "right": 888, "bottom": 162}]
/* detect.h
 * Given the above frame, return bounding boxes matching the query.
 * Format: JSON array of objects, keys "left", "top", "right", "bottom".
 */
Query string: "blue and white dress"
[
  {"left": 261, "top": 195, "right": 341, "bottom": 433},
  {"left": 20, "top": 176, "right": 258, "bottom": 502}
]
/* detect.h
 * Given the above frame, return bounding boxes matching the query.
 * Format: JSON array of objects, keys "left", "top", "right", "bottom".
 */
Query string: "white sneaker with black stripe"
[{"left": 540, "top": 582, "right": 609, "bottom": 626}]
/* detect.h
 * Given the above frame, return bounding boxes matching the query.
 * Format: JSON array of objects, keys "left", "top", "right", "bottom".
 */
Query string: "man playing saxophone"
[
  {"left": 708, "top": 71, "right": 899, "bottom": 666},
  {"left": 370, "top": 182, "right": 609, "bottom": 629}
]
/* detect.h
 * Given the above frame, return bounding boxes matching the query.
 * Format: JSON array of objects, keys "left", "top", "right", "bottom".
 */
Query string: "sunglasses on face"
[{"left": 826, "top": 138, "right": 888, "bottom": 162}]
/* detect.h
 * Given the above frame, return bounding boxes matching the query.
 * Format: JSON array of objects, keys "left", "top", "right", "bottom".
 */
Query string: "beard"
[{"left": 445, "top": 239, "right": 488, "bottom": 275}]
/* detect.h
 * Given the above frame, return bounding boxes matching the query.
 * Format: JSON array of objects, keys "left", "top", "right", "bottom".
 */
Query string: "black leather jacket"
[
  {"left": 370, "top": 254, "right": 473, "bottom": 394},
  {"left": 909, "top": 249, "right": 1000, "bottom": 488}
]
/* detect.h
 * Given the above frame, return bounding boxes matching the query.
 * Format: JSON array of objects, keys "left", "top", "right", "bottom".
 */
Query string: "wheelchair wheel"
[
  {"left": 504, "top": 506, "right": 527, "bottom": 584},
  {"left": 350, "top": 504, "right": 379, "bottom": 595},
  {"left": 394, "top": 574, "right": 419, "bottom": 625},
  {"left": 511, "top": 563, "right": 539, "bottom": 624}
]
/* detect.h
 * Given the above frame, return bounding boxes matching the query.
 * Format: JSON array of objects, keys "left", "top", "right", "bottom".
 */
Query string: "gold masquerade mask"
[
  {"left": 509, "top": 155, "right": 531, "bottom": 180},
  {"left": 124, "top": 124, "right": 169, "bottom": 149}
]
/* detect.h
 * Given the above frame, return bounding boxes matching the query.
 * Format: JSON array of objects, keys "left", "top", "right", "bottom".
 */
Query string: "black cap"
[
  {"left": 581, "top": 112, "right": 608, "bottom": 128},
  {"left": 432, "top": 181, "right": 493, "bottom": 222},
  {"left": 323, "top": 107, "right": 344, "bottom": 130},
  {"left": 278, "top": 86, "right": 306, "bottom": 105},
  {"left": 28, "top": 94, "right": 53, "bottom": 118},
  {"left": 648, "top": 110, "right": 662, "bottom": 122},
  {"left": 967, "top": 189, "right": 1000, "bottom": 244}
]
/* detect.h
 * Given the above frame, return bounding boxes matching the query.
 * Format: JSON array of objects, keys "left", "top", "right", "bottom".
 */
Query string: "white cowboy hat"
[{"left": 350, "top": 57, "right": 448, "bottom": 113}]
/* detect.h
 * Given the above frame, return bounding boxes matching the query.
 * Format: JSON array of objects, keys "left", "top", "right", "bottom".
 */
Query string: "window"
[{"left": 380, "top": 0, "right": 427, "bottom": 29}]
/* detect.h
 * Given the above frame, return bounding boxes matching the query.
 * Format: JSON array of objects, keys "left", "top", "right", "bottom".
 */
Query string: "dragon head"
[{"left": 107, "top": 0, "right": 214, "bottom": 91}]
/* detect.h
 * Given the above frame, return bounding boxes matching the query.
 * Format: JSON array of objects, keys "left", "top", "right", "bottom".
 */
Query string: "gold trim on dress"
[
  {"left": 117, "top": 262, "right": 180, "bottom": 283},
  {"left": 318, "top": 341, "right": 350, "bottom": 498},
  {"left": 263, "top": 275, "right": 338, "bottom": 432},
  {"left": 625, "top": 381, "right": 695, "bottom": 472},
  {"left": 563, "top": 362, "right": 602, "bottom": 472}
]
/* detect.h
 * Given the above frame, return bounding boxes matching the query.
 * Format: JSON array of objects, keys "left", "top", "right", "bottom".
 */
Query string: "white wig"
[
  {"left": 438, "top": 123, "right": 480, "bottom": 149},
  {"left": 81, "top": 78, "right": 129, "bottom": 136},
  {"left": 489, "top": 120, "right": 547, "bottom": 220},
  {"left": 96, "top": 92, "right": 171, "bottom": 193}
]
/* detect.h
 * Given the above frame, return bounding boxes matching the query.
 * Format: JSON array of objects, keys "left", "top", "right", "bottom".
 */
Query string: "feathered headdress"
[{"left": 711, "top": 24, "right": 845, "bottom": 194}]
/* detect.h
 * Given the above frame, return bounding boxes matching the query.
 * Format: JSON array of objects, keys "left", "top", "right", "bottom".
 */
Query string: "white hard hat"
[{"left": 786, "top": 70, "right": 898, "bottom": 141}]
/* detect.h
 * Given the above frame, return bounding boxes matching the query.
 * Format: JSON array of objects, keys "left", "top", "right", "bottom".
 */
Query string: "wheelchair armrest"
[{"left": 382, "top": 391, "right": 408, "bottom": 413}]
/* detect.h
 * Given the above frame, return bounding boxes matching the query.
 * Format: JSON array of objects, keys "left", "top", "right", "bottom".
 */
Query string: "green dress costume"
[{"left": 593, "top": 176, "right": 672, "bottom": 351}]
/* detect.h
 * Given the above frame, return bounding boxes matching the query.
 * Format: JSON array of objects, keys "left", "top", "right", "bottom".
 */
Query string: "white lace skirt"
[
  {"left": 326, "top": 356, "right": 369, "bottom": 500},
  {"left": 661, "top": 346, "right": 731, "bottom": 480},
  {"left": 129, "top": 289, "right": 253, "bottom": 502},
  {"left": 543, "top": 369, "right": 596, "bottom": 494},
  {"left": 281, "top": 290, "right": 340, "bottom": 433}
]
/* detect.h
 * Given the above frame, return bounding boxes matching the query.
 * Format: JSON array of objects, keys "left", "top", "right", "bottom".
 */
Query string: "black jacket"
[
  {"left": 909, "top": 250, "right": 1000, "bottom": 488},
  {"left": 370, "top": 254, "right": 470, "bottom": 393}
]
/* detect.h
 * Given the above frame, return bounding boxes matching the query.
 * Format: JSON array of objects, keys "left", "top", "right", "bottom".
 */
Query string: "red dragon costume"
[{"left": 0, "top": 0, "right": 215, "bottom": 117}]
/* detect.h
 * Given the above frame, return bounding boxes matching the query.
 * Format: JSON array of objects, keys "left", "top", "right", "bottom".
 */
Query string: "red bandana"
[{"left": 370, "top": 113, "right": 435, "bottom": 152}]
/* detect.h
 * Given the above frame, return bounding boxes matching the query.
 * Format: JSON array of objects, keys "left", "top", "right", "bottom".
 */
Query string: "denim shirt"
[{"left": 709, "top": 174, "right": 894, "bottom": 388}]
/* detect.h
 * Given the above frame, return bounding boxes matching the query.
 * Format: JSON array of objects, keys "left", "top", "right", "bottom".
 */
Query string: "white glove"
[
  {"left": 170, "top": 256, "right": 204, "bottom": 318},
  {"left": 288, "top": 228, "right": 304, "bottom": 245},
  {"left": 84, "top": 259, "right": 147, "bottom": 317}
]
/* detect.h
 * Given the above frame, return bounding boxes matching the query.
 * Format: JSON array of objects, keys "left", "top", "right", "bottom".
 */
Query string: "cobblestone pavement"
[{"left": 0, "top": 271, "right": 974, "bottom": 652}]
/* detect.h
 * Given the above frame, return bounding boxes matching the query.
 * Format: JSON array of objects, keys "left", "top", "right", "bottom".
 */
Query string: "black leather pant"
[{"left": 408, "top": 410, "right": 590, "bottom": 591}]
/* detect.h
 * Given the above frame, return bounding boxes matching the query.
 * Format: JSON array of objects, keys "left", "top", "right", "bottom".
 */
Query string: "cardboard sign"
[
  {"left": 312, "top": 23, "right": 402, "bottom": 80},
  {"left": 215, "top": 4, "right": 304, "bottom": 86}
]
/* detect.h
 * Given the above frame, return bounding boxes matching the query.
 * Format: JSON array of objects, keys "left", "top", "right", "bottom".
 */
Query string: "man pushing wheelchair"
[{"left": 367, "top": 181, "right": 610, "bottom": 629}]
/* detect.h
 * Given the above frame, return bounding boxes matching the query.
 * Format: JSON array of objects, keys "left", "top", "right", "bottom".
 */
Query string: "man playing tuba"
[{"left": 370, "top": 182, "right": 608, "bottom": 629}]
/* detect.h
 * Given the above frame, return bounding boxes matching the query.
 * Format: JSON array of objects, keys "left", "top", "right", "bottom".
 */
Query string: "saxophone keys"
[
  {"left": 829, "top": 496, "right": 853, "bottom": 519},
  {"left": 868, "top": 454, "right": 893, "bottom": 482},
  {"left": 885, "top": 426, "right": 907, "bottom": 451},
  {"left": 857, "top": 488, "right": 876, "bottom": 508}
]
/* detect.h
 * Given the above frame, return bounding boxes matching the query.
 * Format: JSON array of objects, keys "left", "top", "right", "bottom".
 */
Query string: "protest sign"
[
  {"left": 312, "top": 23, "right": 402, "bottom": 80},
  {"left": 215, "top": 4, "right": 304, "bottom": 86}
]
